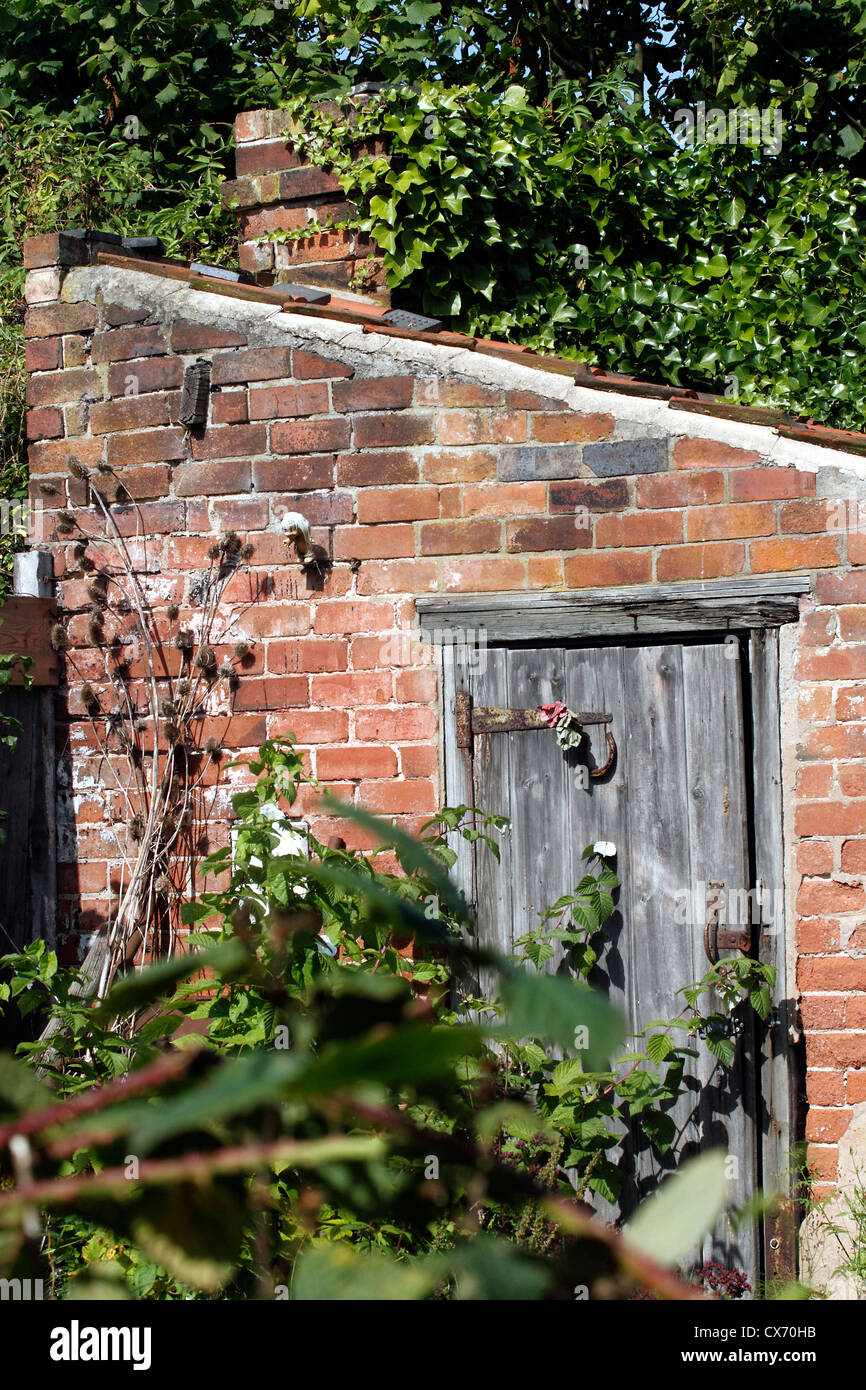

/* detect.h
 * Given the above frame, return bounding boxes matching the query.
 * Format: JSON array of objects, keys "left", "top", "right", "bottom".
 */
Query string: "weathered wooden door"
[{"left": 447, "top": 636, "right": 762, "bottom": 1284}]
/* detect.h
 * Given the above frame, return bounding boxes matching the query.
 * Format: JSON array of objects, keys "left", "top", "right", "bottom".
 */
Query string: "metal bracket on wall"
[{"left": 454, "top": 690, "right": 616, "bottom": 778}]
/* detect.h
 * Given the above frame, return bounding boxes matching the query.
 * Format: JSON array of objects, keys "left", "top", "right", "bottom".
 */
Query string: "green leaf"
[
  {"left": 128, "top": 1181, "right": 245, "bottom": 1292},
  {"left": 95, "top": 941, "right": 250, "bottom": 1021},
  {"left": 293, "top": 1243, "right": 443, "bottom": 1300},
  {"left": 638, "top": 1109, "right": 676, "bottom": 1154},
  {"left": 624, "top": 1149, "right": 729, "bottom": 1265},
  {"left": 645, "top": 1032, "right": 675, "bottom": 1065},
  {"left": 449, "top": 1235, "right": 552, "bottom": 1300},
  {"left": 838, "top": 125, "right": 864, "bottom": 158},
  {"left": 495, "top": 966, "right": 625, "bottom": 1064}
]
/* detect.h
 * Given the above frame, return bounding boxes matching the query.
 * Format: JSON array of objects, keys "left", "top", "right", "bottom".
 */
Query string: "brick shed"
[{"left": 20, "top": 106, "right": 866, "bottom": 1283}]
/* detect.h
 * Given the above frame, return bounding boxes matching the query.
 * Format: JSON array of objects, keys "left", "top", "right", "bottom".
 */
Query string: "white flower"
[{"left": 593, "top": 841, "right": 617, "bottom": 858}]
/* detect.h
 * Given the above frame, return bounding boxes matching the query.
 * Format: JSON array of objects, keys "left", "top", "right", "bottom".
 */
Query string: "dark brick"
[
  {"left": 91, "top": 326, "right": 167, "bottom": 362},
  {"left": 271, "top": 491, "right": 353, "bottom": 526},
  {"left": 25, "top": 338, "right": 62, "bottom": 372},
  {"left": 108, "top": 357, "right": 184, "bottom": 395},
  {"left": 278, "top": 167, "right": 343, "bottom": 200},
  {"left": 352, "top": 414, "right": 434, "bottom": 448},
  {"left": 584, "top": 438, "right": 668, "bottom": 477},
  {"left": 253, "top": 456, "right": 336, "bottom": 492},
  {"left": 111, "top": 465, "right": 171, "bottom": 500},
  {"left": 106, "top": 428, "right": 186, "bottom": 466},
  {"left": 235, "top": 141, "right": 305, "bottom": 176},
  {"left": 332, "top": 377, "right": 413, "bottom": 412},
  {"left": 189, "top": 424, "right": 267, "bottom": 460},
  {"left": 272, "top": 418, "right": 351, "bottom": 454},
  {"left": 171, "top": 320, "right": 248, "bottom": 352},
  {"left": 211, "top": 348, "right": 292, "bottom": 385},
  {"left": 550, "top": 478, "right": 629, "bottom": 511},
  {"left": 248, "top": 383, "right": 329, "bottom": 420},
  {"left": 174, "top": 460, "right": 252, "bottom": 496},
  {"left": 337, "top": 451, "right": 418, "bottom": 486},
  {"left": 27, "top": 407, "right": 63, "bottom": 440},
  {"left": 103, "top": 303, "right": 151, "bottom": 327},
  {"left": 26, "top": 369, "right": 101, "bottom": 408},
  {"left": 75, "top": 502, "right": 184, "bottom": 537},
  {"left": 292, "top": 349, "right": 353, "bottom": 380},
  {"left": 420, "top": 520, "right": 500, "bottom": 555},
  {"left": 498, "top": 445, "right": 583, "bottom": 482},
  {"left": 25, "top": 303, "right": 98, "bottom": 337},
  {"left": 506, "top": 516, "right": 592, "bottom": 552},
  {"left": 91, "top": 395, "right": 173, "bottom": 434}
]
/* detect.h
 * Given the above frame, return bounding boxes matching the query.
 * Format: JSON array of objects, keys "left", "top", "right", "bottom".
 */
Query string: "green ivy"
[{"left": 283, "top": 79, "right": 866, "bottom": 429}]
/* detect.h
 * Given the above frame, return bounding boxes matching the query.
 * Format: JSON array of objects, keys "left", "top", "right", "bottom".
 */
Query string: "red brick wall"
[
  {"left": 22, "top": 233, "right": 866, "bottom": 1194},
  {"left": 222, "top": 107, "right": 388, "bottom": 296}
]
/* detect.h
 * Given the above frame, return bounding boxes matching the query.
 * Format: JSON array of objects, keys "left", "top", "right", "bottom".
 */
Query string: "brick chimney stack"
[{"left": 221, "top": 106, "right": 389, "bottom": 305}]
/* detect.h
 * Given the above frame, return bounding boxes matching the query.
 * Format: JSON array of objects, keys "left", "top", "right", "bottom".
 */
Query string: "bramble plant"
[{"left": 0, "top": 741, "right": 776, "bottom": 1299}]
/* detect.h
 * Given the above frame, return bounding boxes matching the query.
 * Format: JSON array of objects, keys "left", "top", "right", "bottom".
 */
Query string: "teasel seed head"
[
  {"left": 79, "top": 683, "right": 99, "bottom": 715},
  {"left": 86, "top": 583, "right": 108, "bottom": 608},
  {"left": 174, "top": 630, "right": 194, "bottom": 652},
  {"left": 129, "top": 812, "right": 146, "bottom": 842},
  {"left": 87, "top": 616, "right": 104, "bottom": 646},
  {"left": 79, "top": 554, "right": 95, "bottom": 573},
  {"left": 207, "top": 543, "right": 221, "bottom": 561},
  {"left": 154, "top": 874, "right": 171, "bottom": 895},
  {"left": 166, "top": 603, "right": 179, "bottom": 622},
  {"left": 218, "top": 659, "right": 235, "bottom": 681},
  {"left": 164, "top": 719, "right": 181, "bottom": 744},
  {"left": 50, "top": 623, "right": 69, "bottom": 652},
  {"left": 232, "top": 640, "right": 250, "bottom": 660},
  {"left": 55, "top": 510, "right": 75, "bottom": 535},
  {"left": 95, "top": 460, "right": 113, "bottom": 475},
  {"left": 240, "top": 541, "right": 255, "bottom": 561},
  {"left": 221, "top": 531, "right": 241, "bottom": 557},
  {"left": 177, "top": 678, "right": 191, "bottom": 697},
  {"left": 159, "top": 698, "right": 177, "bottom": 718},
  {"left": 203, "top": 736, "right": 220, "bottom": 757},
  {"left": 67, "top": 458, "right": 87, "bottom": 480},
  {"left": 195, "top": 643, "right": 216, "bottom": 671}
]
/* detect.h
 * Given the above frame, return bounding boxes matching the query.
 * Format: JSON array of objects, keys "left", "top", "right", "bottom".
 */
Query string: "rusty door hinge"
[
  {"left": 455, "top": 690, "right": 616, "bottom": 778},
  {"left": 704, "top": 880, "right": 752, "bottom": 961},
  {"left": 764, "top": 1196, "right": 798, "bottom": 1284}
]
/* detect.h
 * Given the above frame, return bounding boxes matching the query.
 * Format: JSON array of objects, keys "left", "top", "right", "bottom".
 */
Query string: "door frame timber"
[{"left": 419, "top": 575, "right": 806, "bottom": 1283}]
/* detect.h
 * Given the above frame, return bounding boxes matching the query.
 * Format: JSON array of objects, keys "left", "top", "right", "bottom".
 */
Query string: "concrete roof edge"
[{"left": 62, "top": 263, "right": 866, "bottom": 478}]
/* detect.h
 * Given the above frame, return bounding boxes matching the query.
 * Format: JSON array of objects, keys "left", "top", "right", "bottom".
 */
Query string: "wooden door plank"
[
  {"left": 441, "top": 644, "right": 476, "bottom": 914},
  {"left": 470, "top": 647, "right": 514, "bottom": 1004},
  {"left": 681, "top": 642, "right": 759, "bottom": 1286},
  {"left": 501, "top": 645, "right": 572, "bottom": 974},
  {"left": 750, "top": 628, "right": 797, "bottom": 1283},
  {"left": 563, "top": 643, "right": 631, "bottom": 1221}
]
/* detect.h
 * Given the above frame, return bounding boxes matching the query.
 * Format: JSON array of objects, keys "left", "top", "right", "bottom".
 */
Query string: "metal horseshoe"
[{"left": 589, "top": 724, "right": 617, "bottom": 780}]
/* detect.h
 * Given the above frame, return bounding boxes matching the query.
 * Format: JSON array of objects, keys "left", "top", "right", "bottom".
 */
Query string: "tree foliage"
[{"left": 1, "top": 1, "right": 865, "bottom": 587}]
